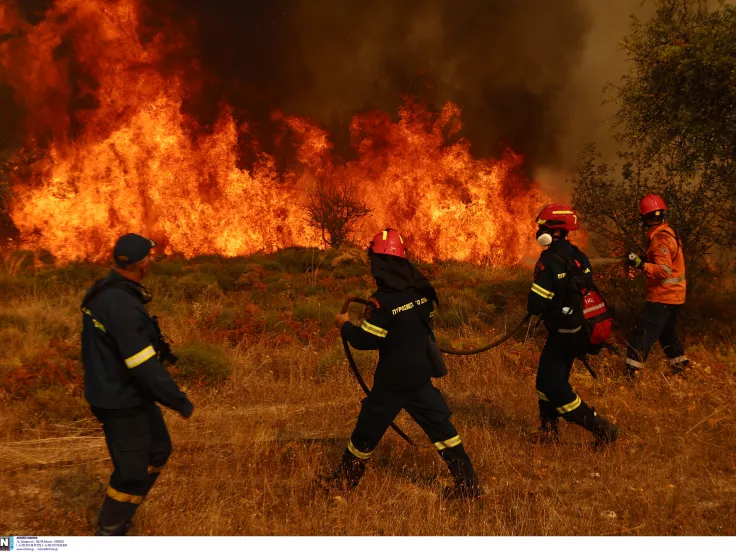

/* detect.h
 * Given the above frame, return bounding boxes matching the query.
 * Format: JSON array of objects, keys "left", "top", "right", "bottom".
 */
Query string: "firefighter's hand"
[
  {"left": 335, "top": 312, "right": 350, "bottom": 328},
  {"left": 180, "top": 399, "right": 194, "bottom": 419},
  {"left": 626, "top": 251, "right": 644, "bottom": 269}
]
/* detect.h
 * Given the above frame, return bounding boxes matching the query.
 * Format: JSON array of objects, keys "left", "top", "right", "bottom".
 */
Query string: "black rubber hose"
[
  {"left": 438, "top": 314, "right": 531, "bottom": 355},
  {"left": 341, "top": 297, "right": 530, "bottom": 356}
]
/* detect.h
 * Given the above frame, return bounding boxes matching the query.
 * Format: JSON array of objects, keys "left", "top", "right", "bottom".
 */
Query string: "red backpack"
[
  {"left": 548, "top": 250, "right": 613, "bottom": 352},
  {"left": 581, "top": 287, "right": 612, "bottom": 346}
]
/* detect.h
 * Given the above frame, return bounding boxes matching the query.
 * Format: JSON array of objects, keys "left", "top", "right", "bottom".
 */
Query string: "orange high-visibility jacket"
[{"left": 642, "top": 223, "right": 686, "bottom": 305}]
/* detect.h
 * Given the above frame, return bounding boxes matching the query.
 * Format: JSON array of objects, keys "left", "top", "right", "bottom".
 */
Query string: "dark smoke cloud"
[
  {"left": 147, "top": 0, "right": 591, "bottom": 169},
  {"left": 3, "top": 0, "right": 655, "bottom": 182}
]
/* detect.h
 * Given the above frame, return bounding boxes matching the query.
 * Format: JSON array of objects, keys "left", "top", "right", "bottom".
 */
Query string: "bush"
[
  {"left": 0, "top": 273, "right": 47, "bottom": 298},
  {"left": 51, "top": 467, "right": 106, "bottom": 525},
  {"left": 47, "top": 262, "right": 106, "bottom": 288},
  {"left": 1, "top": 340, "right": 83, "bottom": 399},
  {"left": 272, "top": 247, "right": 327, "bottom": 273},
  {"left": 150, "top": 260, "right": 188, "bottom": 277},
  {"left": 314, "top": 346, "right": 346, "bottom": 382},
  {"left": 173, "top": 342, "right": 231, "bottom": 386},
  {"left": 292, "top": 300, "right": 334, "bottom": 325},
  {"left": 234, "top": 265, "right": 266, "bottom": 291},
  {"left": 435, "top": 293, "right": 478, "bottom": 329},
  {"left": 22, "top": 387, "right": 90, "bottom": 424},
  {"left": 167, "top": 271, "right": 221, "bottom": 301}
]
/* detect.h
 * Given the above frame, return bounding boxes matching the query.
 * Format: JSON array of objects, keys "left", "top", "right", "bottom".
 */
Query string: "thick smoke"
[
  {"left": 139, "top": 0, "right": 591, "bottom": 170},
  {"left": 2, "top": 0, "right": 651, "bottom": 178}
]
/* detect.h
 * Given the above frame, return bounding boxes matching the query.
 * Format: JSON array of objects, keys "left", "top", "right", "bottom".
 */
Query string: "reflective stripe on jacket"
[{"left": 642, "top": 223, "right": 686, "bottom": 305}]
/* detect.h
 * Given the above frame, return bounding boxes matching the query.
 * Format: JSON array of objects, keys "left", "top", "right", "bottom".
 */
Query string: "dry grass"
[{"left": 0, "top": 248, "right": 734, "bottom": 536}]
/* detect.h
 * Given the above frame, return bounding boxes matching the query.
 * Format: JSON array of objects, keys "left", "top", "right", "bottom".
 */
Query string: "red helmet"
[
  {"left": 639, "top": 194, "right": 667, "bottom": 216},
  {"left": 369, "top": 228, "right": 406, "bottom": 258},
  {"left": 535, "top": 204, "right": 579, "bottom": 232}
]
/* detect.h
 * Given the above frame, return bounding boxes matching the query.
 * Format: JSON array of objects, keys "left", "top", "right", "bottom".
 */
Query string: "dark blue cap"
[{"left": 113, "top": 233, "right": 156, "bottom": 268}]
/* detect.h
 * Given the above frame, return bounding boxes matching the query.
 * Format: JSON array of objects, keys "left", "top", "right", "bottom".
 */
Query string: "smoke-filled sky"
[
  {"left": 3, "top": 0, "right": 658, "bottom": 194},
  {"left": 144, "top": 0, "right": 645, "bottom": 174}
]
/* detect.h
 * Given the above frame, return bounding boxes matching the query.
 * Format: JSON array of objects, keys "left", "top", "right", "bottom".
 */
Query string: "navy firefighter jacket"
[
  {"left": 341, "top": 287, "right": 434, "bottom": 392},
  {"left": 527, "top": 239, "right": 594, "bottom": 331},
  {"left": 81, "top": 269, "right": 191, "bottom": 414}
]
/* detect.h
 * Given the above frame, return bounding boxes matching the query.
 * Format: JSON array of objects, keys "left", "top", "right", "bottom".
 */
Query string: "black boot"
[
  {"left": 95, "top": 494, "right": 140, "bottom": 536},
  {"left": 438, "top": 444, "right": 483, "bottom": 500},
  {"left": 531, "top": 418, "right": 560, "bottom": 444},
  {"left": 591, "top": 414, "right": 619, "bottom": 446},
  {"left": 531, "top": 401, "right": 561, "bottom": 444},
  {"left": 561, "top": 401, "right": 618, "bottom": 448},
  {"left": 670, "top": 358, "right": 689, "bottom": 376},
  {"left": 322, "top": 449, "right": 367, "bottom": 491},
  {"left": 623, "top": 361, "right": 641, "bottom": 382}
]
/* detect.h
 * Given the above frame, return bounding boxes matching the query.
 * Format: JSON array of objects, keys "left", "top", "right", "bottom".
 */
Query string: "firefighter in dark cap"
[
  {"left": 330, "top": 228, "right": 481, "bottom": 500},
  {"left": 81, "top": 233, "right": 193, "bottom": 536}
]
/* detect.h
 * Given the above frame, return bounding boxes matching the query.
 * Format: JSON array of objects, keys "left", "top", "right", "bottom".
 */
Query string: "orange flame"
[{"left": 1, "top": 0, "right": 549, "bottom": 264}]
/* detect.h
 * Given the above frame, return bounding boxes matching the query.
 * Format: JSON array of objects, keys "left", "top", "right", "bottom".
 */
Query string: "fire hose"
[
  {"left": 339, "top": 258, "right": 630, "bottom": 444},
  {"left": 339, "top": 297, "right": 533, "bottom": 446}
]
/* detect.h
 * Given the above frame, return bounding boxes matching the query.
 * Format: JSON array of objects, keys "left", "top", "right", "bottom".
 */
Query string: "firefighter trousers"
[
  {"left": 91, "top": 402, "right": 172, "bottom": 535},
  {"left": 626, "top": 302, "right": 688, "bottom": 373},
  {"left": 339, "top": 382, "right": 478, "bottom": 489},
  {"left": 536, "top": 333, "right": 597, "bottom": 432}
]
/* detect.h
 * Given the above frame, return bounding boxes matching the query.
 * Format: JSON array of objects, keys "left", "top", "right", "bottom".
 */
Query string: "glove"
[
  {"left": 626, "top": 251, "right": 644, "bottom": 269},
  {"left": 335, "top": 312, "right": 350, "bottom": 328},
  {"left": 179, "top": 399, "right": 194, "bottom": 419}
]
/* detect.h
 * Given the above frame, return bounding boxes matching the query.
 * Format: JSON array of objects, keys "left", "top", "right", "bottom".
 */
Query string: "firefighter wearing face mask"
[
  {"left": 330, "top": 229, "right": 482, "bottom": 500},
  {"left": 528, "top": 205, "right": 618, "bottom": 446},
  {"left": 624, "top": 195, "right": 688, "bottom": 379}
]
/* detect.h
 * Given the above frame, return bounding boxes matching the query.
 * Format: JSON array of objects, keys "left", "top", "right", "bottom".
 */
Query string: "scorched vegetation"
[{"left": 0, "top": 248, "right": 734, "bottom": 536}]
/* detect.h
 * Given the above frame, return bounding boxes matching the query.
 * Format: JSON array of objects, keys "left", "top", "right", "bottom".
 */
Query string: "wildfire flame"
[{"left": 0, "top": 0, "right": 548, "bottom": 264}]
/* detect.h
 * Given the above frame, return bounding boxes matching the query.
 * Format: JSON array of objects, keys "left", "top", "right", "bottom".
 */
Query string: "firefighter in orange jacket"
[{"left": 624, "top": 194, "right": 688, "bottom": 378}]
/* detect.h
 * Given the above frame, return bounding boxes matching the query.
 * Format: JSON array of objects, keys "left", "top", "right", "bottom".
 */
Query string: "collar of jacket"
[
  {"left": 107, "top": 269, "right": 153, "bottom": 304},
  {"left": 647, "top": 222, "right": 671, "bottom": 241},
  {"left": 548, "top": 238, "right": 574, "bottom": 258}
]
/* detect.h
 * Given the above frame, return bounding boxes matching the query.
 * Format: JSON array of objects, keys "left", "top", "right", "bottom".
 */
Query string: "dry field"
[{"left": 0, "top": 248, "right": 734, "bottom": 536}]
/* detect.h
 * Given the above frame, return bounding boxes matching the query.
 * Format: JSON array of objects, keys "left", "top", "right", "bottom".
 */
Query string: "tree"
[
  {"left": 572, "top": 0, "right": 736, "bottom": 279},
  {"left": 304, "top": 174, "right": 372, "bottom": 248},
  {"left": 614, "top": 0, "right": 736, "bottom": 244},
  {"left": 571, "top": 145, "right": 724, "bottom": 279}
]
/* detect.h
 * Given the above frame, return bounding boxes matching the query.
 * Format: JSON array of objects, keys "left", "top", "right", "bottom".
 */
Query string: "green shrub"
[
  {"left": 52, "top": 467, "right": 106, "bottom": 517},
  {"left": 22, "top": 387, "right": 89, "bottom": 424},
  {"left": 273, "top": 247, "right": 328, "bottom": 273},
  {"left": 314, "top": 346, "right": 346, "bottom": 382},
  {"left": 213, "top": 266, "right": 247, "bottom": 292},
  {"left": 168, "top": 272, "right": 221, "bottom": 301},
  {"left": 252, "top": 259, "right": 283, "bottom": 273},
  {"left": 292, "top": 300, "right": 334, "bottom": 324},
  {"left": 331, "top": 263, "right": 367, "bottom": 280},
  {"left": 434, "top": 294, "right": 477, "bottom": 328},
  {"left": 49, "top": 262, "right": 106, "bottom": 288},
  {"left": 0, "top": 274, "right": 35, "bottom": 298},
  {"left": 173, "top": 342, "right": 231, "bottom": 385},
  {"left": 150, "top": 260, "right": 188, "bottom": 277}
]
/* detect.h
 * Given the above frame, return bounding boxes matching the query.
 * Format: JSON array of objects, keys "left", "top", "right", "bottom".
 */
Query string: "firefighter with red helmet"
[
  {"left": 330, "top": 228, "right": 481, "bottom": 500},
  {"left": 528, "top": 205, "right": 618, "bottom": 445},
  {"left": 624, "top": 194, "right": 688, "bottom": 379}
]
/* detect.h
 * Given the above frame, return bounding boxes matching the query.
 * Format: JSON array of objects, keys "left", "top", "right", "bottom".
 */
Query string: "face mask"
[{"left": 536, "top": 228, "right": 553, "bottom": 246}]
